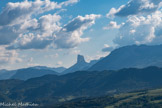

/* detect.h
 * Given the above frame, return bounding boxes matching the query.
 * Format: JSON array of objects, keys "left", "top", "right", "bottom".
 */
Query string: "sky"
[{"left": 0, "top": 0, "right": 161, "bottom": 70}]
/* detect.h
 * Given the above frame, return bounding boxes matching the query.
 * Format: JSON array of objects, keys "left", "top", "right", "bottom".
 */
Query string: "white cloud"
[
  {"left": 113, "top": 10, "right": 162, "bottom": 46},
  {"left": 0, "top": 47, "right": 22, "bottom": 64},
  {"left": 103, "top": 21, "right": 122, "bottom": 30},
  {"left": 107, "top": 0, "right": 161, "bottom": 18},
  {"left": 56, "top": 61, "right": 63, "bottom": 66},
  {"left": 27, "top": 63, "right": 40, "bottom": 67},
  {"left": 106, "top": 6, "right": 124, "bottom": 18},
  {"left": 0, "top": 0, "right": 79, "bottom": 48},
  {"left": 54, "top": 14, "right": 101, "bottom": 49},
  {"left": 85, "top": 52, "right": 109, "bottom": 62},
  {"left": 102, "top": 44, "right": 114, "bottom": 52},
  {"left": 7, "top": 13, "right": 62, "bottom": 50},
  {"left": 0, "top": 0, "right": 58, "bottom": 26},
  {"left": 7, "top": 14, "right": 100, "bottom": 50},
  {"left": 0, "top": 0, "right": 78, "bottom": 26},
  {"left": 105, "top": 0, "right": 162, "bottom": 46},
  {"left": 60, "top": 0, "right": 79, "bottom": 6},
  {"left": 7, "top": 33, "right": 53, "bottom": 50},
  {"left": 0, "top": 0, "right": 100, "bottom": 50},
  {"left": 45, "top": 53, "right": 59, "bottom": 59}
]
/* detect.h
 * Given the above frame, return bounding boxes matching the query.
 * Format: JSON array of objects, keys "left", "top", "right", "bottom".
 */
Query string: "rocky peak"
[{"left": 77, "top": 55, "right": 86, "bottom": 64}]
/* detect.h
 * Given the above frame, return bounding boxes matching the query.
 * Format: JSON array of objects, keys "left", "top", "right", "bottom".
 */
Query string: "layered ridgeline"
[
  {"left": 0, "top": 69, "right": 17, "bottom": 80},
  {"left": 0, "top": 66, "right": 66, "bottom": 80},
  {"left": 0, "top": 55, "right": 99, "bottom": 80},
  {"left": 1, "top": 44, "right": 162, "bottom": 80},
  {"left": 30, "top": 66, "right": 66, "bottom": 73},
  {"left": 89, "top": 44, "right": 162, "bottom": 71},
  {"left": 62, "top": 55, "right": 101, "bottom": 74},
  {"left": 1, "top": 66, "right": 162, "bottom": 106},
  {"left": 11, "top": 68, "right": 59, "bottom": 80}
]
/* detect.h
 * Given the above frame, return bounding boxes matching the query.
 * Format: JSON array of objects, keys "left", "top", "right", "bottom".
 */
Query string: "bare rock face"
[{"left": 77, "top": 55, "right": 86, "bottom": 64}]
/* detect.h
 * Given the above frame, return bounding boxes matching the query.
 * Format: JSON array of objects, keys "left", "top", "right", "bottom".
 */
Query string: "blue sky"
[{"left": 0, "top": 0, "right": 161, "bottom": 70}]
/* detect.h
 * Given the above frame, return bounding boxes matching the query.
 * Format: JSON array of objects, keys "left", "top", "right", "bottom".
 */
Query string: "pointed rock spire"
[{"left": 77, "top": 54, "right": 86, "bottom": 63}]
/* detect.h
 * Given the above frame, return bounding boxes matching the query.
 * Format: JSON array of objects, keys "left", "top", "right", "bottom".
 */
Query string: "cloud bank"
[
  {"left": 107, "top": 0, "right": 161, "bottom": 18},
  {"left": 106, "top": 0, "right": 162, "bottom": 47},
  {"left": 0, "top": 0, "right": 100, "bottom": 50}
]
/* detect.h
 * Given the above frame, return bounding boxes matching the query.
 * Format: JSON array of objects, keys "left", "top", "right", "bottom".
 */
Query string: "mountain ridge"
[
  {"left": 1, "top": 66, "right": 162, "bottom": 105},
  {"left": 89, "top": 44, "right": 162, "bottom": 71}
]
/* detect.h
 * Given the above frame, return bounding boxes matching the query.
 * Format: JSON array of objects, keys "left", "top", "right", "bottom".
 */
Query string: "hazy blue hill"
[
  {"left": 11, "top": 68, "right": 59, "bottom": 80},
  {"left": 89, "top": 44, "right": 162, "bottom": 71},
  {"left": 0, "top": 70, "right": 17, "bottom": 80},
  {"left": 31, "top": 66, "right": 66, "bottom": 73},
  {"left": 0, "top": 66, "right": 66, "bottom": 81},
  {"left": 3, "top": 66, "right": 162, "bottom": 105}
]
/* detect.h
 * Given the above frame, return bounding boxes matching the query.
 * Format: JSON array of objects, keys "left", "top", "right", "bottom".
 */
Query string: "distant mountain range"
[
  {"left": 1, "top": 44, "right": 162, "bottom": 81},
  {"left": 0, "top": 69, "right": 17, "bottom": 80},
  {"left": 30, "top": 66, "right": 66, "bottom": 73},
  {"left": 89, "top": 44, "right": 162, "bottom": 71},
  {"left": 1, "top": 44, "right": 162, "bottom": 106},
  {"left": 1, "top": 66, "right": 162, "bottom": 106},
  {"left": 11, "top": 68, "right": 59, "bottom": 80},
  {"left": 0, "top": 66, "right": 66, "bottom": 80}
]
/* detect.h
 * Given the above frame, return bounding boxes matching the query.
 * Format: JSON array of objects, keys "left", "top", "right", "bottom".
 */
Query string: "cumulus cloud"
[
  {"left": 113, "top": 10, "right": 162, "bottom": 46},
  {"left": 0, "top": 0, "right": 100, "bottom": 51},
  {"left": 0, "top": 0, "right": 79, "bottom": 48},
  {"left": 0, "top": 47, "right": 22, "bottom": 64},
  {"left": 7, "top": 33, "right": 53, "bottom": 50},
  {"left": 0, "top": 0, "right": 58, "bottom": 26},
  {"left": 0, "top": 0, "right": 78, "bottom": 26},
  {"left": 54, "top": 14, "right": 101, "bottom": 49},
  {"left": 103, "top": 21, "right": 122, "bottom": 30},
  {"left": 102, "top": 44, "right": 114, "bottom": 52},
  {"left": 107, "top": 0, "right": 161, "bottom": 18},
  {"left": 7, "top": 14, "right": 100, "bottom": 50},
  {"left": 105, "top": 0, "right": 162, "bottom": 47}
]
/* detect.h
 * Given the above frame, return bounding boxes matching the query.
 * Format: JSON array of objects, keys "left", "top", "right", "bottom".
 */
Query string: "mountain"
[
  {"left": 62, "top": 55, "right": 100, "bottom": 74},
  {"left": 11, "top": 68, "right": 58, "bottom": 80},
  {"left": 0, "top": 69, "right": 8, "bottom": 74},
  {"left": 0, "top": 66, "right": 66, "bottom": 80},
  {"left": 89, "top": 44, "right": 162, "bottom": 71},
  {"left": 0, "top": 70, "right": 17, "bottom": 80},
  {"left": 1, "top": 66, "right": 162, "bottom": 105},
  {"left": 31, "top": 66, "right": 66, "bottom": 73}
]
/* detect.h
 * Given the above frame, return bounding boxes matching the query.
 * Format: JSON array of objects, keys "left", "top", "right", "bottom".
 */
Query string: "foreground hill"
[
  {"left": 89, "top": 44, "right": 162, "bottom": 71},
  {"left": 1, "top": 66, "right": 162, "bottom": 106},
  {"left": 53, "top": 88, "right": 162, "bottom": 108}
]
